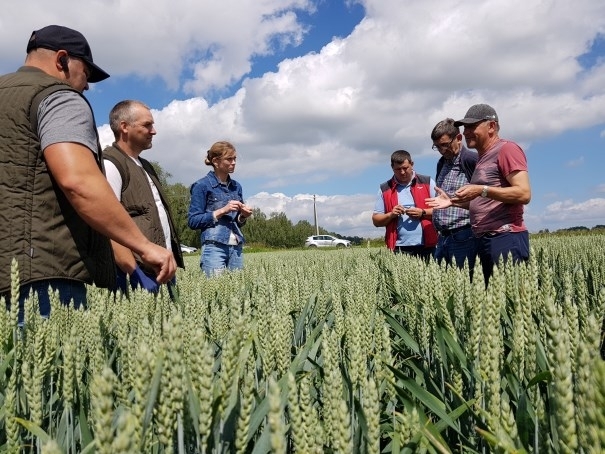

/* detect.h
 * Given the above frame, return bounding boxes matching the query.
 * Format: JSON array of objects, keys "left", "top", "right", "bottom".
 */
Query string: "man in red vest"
[{"left": 372, "top": 150, "right": 437, "bottom": 260}]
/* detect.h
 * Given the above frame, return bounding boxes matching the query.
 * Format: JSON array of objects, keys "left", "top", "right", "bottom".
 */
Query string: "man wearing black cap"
[
  {"left": 427, "top": 104, "right": 531, "bottom": 284},
  {"left": 0, "top": 25, "right": 176, "bottom": 323}
]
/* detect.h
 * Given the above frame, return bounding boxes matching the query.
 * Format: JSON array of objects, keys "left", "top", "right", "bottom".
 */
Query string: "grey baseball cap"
[{"left": 454, "top": 104, "right": 498, "bottom": 127}]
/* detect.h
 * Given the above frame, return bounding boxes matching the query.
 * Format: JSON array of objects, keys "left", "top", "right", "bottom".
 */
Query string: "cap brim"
[
  {"left": 77, "top": 57, "right": 109, "bottom": 83},
  {"left": 86, "top": 61, "right": 110, "bottom": 83},
  {"left": 453, "top": 117, "right": 482, "bottom": 127}
]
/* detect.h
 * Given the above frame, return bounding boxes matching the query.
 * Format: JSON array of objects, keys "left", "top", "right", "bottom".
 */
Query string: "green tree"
[
  {"left": 165, "top": 182, "right": 198, "bottom": 247},
  {"left": 266, "top": 212, "right": 294, "bottom": 248},
  {"left": 147, "top": 161, "right": 367, "bottom": 249},
  {"left": 241, "top": 208, "right": 268, "bottom": 245},
  {"left": 150, "top": 161, "right": 171, "bottom": 187},
  {"left": 292, "top": 219, "right": 315, "bottom": 246},
  {"left": 149, "top": 161, "right": 198, "bottom": 247},
  {"left": 244, "top": 211, "right": 307, "bottom": 248}
]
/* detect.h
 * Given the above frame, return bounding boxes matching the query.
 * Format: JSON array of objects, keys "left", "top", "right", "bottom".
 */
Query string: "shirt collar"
[
  {"left": 208, "top": 170, "right": 232, "bottom": 188},
  {"left": 392, "top": 171, "right": 416, "bottom": 188}
]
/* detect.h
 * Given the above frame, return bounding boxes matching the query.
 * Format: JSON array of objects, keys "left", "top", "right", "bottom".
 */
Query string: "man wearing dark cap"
[
  {"left": 0, "top": 25, "right": 176, "bottom": 323},
  {"left": 427, "top": 104, "right": 531, "bottom": 284}
]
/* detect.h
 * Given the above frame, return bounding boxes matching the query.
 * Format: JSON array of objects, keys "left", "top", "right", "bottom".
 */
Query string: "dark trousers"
[
  {"left": 394, "top": 245, "right": 435, "bottom": 262},
  {"left": 435, "top": 226, "right": 478, "bottom": 269},
  {"left": 3, "top": 279, "right": 87, "bottom": 326},
  {"left": 477, "top": 230, "right": 529, "bottom": 286}
]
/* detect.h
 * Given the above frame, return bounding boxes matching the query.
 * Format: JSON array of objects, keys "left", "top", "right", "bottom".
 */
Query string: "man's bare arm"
[{"left": 44, "top": 142, "right": 176, "bottom": 283}]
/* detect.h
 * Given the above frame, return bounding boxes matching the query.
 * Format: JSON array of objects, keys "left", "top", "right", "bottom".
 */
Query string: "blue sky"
[{"left": 2, "top": 0, "right": 604, "bottom": 238}]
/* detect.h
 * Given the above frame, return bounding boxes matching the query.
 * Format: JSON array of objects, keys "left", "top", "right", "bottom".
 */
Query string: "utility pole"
[{"left": 313, "top": 194, "right": 319, "bottom": 235}]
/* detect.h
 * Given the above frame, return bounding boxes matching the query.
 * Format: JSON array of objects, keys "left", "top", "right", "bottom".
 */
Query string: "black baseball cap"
[
  {"left": 454, "top": 104, "right": 498, "bottom": 127},
  {"left": 26, "top": 25, "right": 110, "bottom": 83}
]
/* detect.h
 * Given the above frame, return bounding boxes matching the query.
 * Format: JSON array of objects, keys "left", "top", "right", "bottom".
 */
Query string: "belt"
[
  {"left": 478, "top": 231, "right": 503, "bottom": 238},
  {"left": 394, "top": 245, "right": 426, "bottom": 252},
  {"left": 205, "top": 240, "right": 240, "bottom": 246},
  {"left": 204, "top": 240, "right": 229, "bottom": 246},
  {"left": 439, "top": 225, "right": 471, "bottom": 237}
]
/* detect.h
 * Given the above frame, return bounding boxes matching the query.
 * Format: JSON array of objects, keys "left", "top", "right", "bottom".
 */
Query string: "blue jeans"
[
  {"left": 434, "top": 226, "right": 478, "bottom": 270},
  {"left": 201, "top": 241, "right": 243, "bottom": 277},
  {"left": 4, "top": 279, "right": 87, "bottom": 325},
  {"left": 477, "top": 230, "right": 529, "bottom": 285}
]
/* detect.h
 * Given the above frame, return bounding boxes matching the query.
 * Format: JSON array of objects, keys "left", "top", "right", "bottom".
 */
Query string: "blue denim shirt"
[{"left": 188, "top": 171, "right": 246, "bottom": 245}]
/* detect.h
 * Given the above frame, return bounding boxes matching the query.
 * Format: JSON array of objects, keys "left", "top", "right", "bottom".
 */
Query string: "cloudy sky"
[{"left": 2, "top": 0, "right": 604, "bottom": 239}]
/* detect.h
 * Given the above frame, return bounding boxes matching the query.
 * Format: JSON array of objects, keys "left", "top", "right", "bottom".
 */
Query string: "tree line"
[{"left": 153, "top": 162, "right": 362, "bottom": 249}]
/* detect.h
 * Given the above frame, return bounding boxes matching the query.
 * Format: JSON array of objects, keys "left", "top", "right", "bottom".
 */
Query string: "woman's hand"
[
  {"left": 239, "top": 203, "right": 253, "bottom": 218},
  {"left": 221, "top": 200, "right": 242, "bottom": 216}
]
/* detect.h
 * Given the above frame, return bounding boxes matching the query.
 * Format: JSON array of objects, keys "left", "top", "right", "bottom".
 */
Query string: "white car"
[
  {"left": 305, "top": 235, "right": 351, "bottom": 248},
  {"left": 180, "top": 244, "right": 198, "bottom": 253}
]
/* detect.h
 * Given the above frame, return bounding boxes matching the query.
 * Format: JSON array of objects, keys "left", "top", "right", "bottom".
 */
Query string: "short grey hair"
[{"left": 109, "top": 100, "right": 150, "bottom": 139}]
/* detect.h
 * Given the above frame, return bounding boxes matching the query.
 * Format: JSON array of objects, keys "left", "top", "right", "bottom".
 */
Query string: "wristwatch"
[{"left": 481, "top": 185, "right": 489, "bottom": 198}]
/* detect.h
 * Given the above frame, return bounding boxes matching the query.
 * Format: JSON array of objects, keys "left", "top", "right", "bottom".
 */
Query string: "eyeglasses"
[{"left": 432, "top": 137, "right": 455, "bottom": 151}]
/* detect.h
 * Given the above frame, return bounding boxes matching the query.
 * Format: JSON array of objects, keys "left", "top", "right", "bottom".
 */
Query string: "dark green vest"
[
  {"left": 0, "top": 66, "right": 115, "bottom": 293},
  {"left": 103, "top": 144, "right": 184, "bottom": 272}
]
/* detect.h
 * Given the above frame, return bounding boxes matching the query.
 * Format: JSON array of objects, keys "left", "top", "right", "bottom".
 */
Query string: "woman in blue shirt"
[{"left": 188, "top": 141, "right": 252, "bottom": 276}]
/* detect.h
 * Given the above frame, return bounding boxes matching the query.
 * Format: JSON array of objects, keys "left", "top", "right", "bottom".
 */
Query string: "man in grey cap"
[
  {"left": 0, "top": 25, "right": 177, "bottom": 323},
  {"left": 427, "top": 104, "right": 531, "bottom": 284}
]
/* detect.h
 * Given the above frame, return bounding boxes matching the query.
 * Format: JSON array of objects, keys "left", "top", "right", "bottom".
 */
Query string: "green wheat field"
[{"left": 1, "top": 233, "right": 604, "bottom": 453}]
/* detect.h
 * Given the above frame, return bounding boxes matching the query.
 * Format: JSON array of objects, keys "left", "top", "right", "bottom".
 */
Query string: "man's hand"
[
  {"left": 451, "top": 184, "right": 482, "bottom": 204},
  {"left": 44, "top": 142, "right": 177, "bottom": 283},
  {"left": 390, "top": 204, "right": 406, "bottom": 217},
  {"left": 404, "top": 206, "right": 427, "bottom": 219},
  {"left": 138, "top": 242, "right": 177, "bottom": 284},
  {"left": 426, "top": 187, "right": 453, "bottom": 209}
]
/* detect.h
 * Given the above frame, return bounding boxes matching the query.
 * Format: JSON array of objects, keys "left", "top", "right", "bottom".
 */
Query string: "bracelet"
[{"left": 421, "top": 209, "right": 426, "bottom": 217}]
